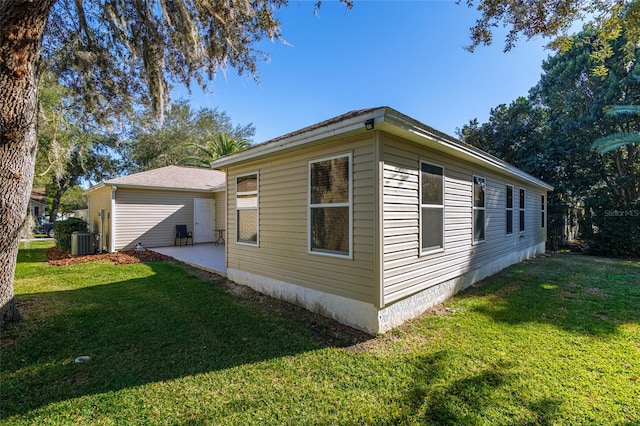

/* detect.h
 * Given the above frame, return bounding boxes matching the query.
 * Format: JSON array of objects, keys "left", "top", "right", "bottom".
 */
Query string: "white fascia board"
[
  {"left": 210, "top": 108, "right": 387, "bottom": 169},
  {"left": 83, "top": 182, "right": 107, "bottom": 195},
  {"left": 104, "top": 183, "right": 224, "bottom": 193},
  {"left": 85, "top": 181, "right": 226, "bottom": 196},
  {"left": 381, "top": 109, "right": 554, "bottom": 191},
  {"left": 211, "top": 106, "right": 553, "bottom": 192}
]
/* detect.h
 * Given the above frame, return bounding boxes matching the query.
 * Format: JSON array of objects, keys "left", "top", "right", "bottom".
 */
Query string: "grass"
[{"left": 2, "top": 242, "right": 639, "bottom": 425}]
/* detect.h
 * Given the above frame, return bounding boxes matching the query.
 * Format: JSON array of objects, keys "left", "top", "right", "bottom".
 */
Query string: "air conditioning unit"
[{"left": 71, "top": 231, "right": 95, "bottom": 256}]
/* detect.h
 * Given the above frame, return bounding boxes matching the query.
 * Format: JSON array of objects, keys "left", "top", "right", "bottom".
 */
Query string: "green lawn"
[{"left": 2, "top": 242, "right": 639, "bottom": 425}]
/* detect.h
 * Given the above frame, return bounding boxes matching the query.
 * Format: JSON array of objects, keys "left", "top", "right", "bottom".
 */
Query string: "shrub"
[
  {"left": 588, "top": 200, "right": 640, "bottom": 257},
  {"left": 53, "top": 218, "right": 88, "bottom": 252}
]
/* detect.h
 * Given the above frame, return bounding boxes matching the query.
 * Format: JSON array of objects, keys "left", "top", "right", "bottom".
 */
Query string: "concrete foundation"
[{"left": 228, "top": 242, "right": 546, "bottom": 334}]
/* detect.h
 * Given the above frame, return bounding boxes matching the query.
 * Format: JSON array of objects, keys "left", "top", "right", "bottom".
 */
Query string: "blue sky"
[{"left": 175, "top": 0, "right": 551, "bottom": 143}]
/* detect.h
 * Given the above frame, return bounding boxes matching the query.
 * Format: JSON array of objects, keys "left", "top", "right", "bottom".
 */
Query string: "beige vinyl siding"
[
  {"left": 87, "top": 186, "right": 112, "bottom": 252},
  {"left": 114, "top": 188, "right": 215, "bottom": 250},
  {"left": 382, "top": 135, "right": 547, "bottom": 304},
  {"left": 226, "top": 135, "right": 376, "bottom": 304},
  {"left": 213, "top": 191, "right": 226, "bottom": 232}
]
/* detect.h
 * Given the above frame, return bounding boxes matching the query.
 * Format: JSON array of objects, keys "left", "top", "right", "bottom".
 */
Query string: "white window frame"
[
  {"left": 519, "top": 188, "right": 526, "bottom": 233},
  {"left": 235, "top": 172, "right": 259, "bottom": 246},
  {"left": 506, "top": 184, "right": 514, "bottom": 236},
  {"left": 473, "top": 175, "right": 486, "bottom": 243},
  {"left": 308, "top": 153, "right": 353, "bottom": 259},
  {"left": 420, "top": 161, "right": 445, "bottom": 255}
]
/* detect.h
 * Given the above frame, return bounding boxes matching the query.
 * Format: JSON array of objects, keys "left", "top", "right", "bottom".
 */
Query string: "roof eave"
[
  {"left": 83, "top": 182, "right": 106, "bottom": 195},
  {"left": 86, "top": 182, "right": 225, "bottom": 193},
  {"left": 210, "top": 106, "right": 553, "bottom": 191},
  {"left": 210, "top": 107, "right": 387, "bottom": 169},
  {"left": 381, "top": 109, "right": 554, "bottom": 191}
]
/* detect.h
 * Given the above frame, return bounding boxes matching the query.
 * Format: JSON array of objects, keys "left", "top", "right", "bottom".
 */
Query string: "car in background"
[{"left": 35, "top": 217, "right": 54, "bottom": 238}]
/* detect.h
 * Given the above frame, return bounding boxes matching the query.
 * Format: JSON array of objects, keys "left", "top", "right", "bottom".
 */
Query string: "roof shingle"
[{"left": 104, "top": 165, "right": 225, "bottom": 191}]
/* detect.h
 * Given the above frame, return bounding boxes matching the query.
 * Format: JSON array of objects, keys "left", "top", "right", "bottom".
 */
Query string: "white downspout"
[{"left": 110, "top": 186, "right": 117, "bottom": 253}]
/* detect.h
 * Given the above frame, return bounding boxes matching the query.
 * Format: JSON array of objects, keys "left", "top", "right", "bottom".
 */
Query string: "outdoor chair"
[{"left": 175, "top": 225, "right": 193, "bottom": 246}]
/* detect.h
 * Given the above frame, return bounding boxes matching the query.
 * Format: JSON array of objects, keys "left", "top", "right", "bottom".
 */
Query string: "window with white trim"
[
  {"left": 309, "top": 154, "right": 352, "bottom": 257},
  {"left": 236, "top": 173, "right": 258, "bottom": 245},
  {"left": 473, "top": 176, "right": 486, "bottom": 242},
  {"left": 519, "top": 188, "right": 526, "bottom": 233},
  {"left": 541, "top": 194, "right": 545, "bottom": 228},
  {"left": 420, "top": 162, "right": 444, "bottom": 253},
  {"left": 506, "top": 184, "right": 514, "bottom": 235}
]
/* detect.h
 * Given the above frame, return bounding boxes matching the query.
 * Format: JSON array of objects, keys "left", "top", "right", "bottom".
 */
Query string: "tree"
[
  {"left": 592, "top": 105, "right": 640, "bottom": 153},
  {"left": 35, "top": 72, "right": 123, "bottom": 222},
  {"left": 1, "top": 0, "right": 57, "bottom": 327},
  {"left": 461, "top": 28, "right": 640, "bottom": 255},
  {"left": 589, "top": 103, "right": 640, "bottom": 256},
  {"left": 458, "top": 97, "right": 550, "bottom": 178},
  {"left": 124, "top": 100, "right": 254, "bottom": 172},
  {"left": 591, "top": 104, "right": 640, "bottom": 201},
  {"left": 182, "top": 133, "right": 252, "bottom": 168},
  {"left": 535, "top": 31, "right": 640, "bottom": 204},
  {"left": 0, "top": 0, "right": 350, "bottom": 327},
  {"left": 57, "top": 185, "right": 87, "bottom": 216},
  {"left": 47, "top": 134, "right": 122, "bottom": 222},
  {"left": 464, "top": 0, "right": 640, "bottom": 76}
]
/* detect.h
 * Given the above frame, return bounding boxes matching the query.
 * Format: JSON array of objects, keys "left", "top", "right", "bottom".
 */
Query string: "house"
[
  {"left": 210, "top": 107, "right": 553, "bottom": 334},
  {"left": 85, "top": 165, "right": 225, "bottom": 252},
  {"left": 28, "top": 188, "right": 47, "bottom": 218}
]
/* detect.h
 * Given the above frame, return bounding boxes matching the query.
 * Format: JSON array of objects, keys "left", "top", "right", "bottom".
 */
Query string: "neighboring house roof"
[
  {"left": 211, "top": 107, "right": 553, "bottom": 191},
  {"left": 85, "top": 165, "right": 226, "bottom": 194},
  {"left": 30, "top": 188, "right": 47, "bottom": 204}
]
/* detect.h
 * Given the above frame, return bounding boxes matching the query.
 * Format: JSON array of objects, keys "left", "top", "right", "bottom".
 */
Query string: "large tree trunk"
[
  {"left": 48, "top": 178, "right": 70, "bottom": 222},
  {"left": 0, "top": 0, "right": 57, "bottom": 329}
]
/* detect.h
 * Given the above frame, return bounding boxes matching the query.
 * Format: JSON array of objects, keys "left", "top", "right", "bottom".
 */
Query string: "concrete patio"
[{"left": 151, "top": 243, "right": 226, "bottom": 276}]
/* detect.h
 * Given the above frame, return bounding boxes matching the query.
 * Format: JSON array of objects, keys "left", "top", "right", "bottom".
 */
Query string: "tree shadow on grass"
[
  {"left": 457, "top": 254, "right": 640, "bottom": 337},
  {"left": 394, "top": 351, "right": 562, "bottom": 425},
  {"left": 0, "top": 261, "right": 371, "bottom": 419},
  {"left": 15, "top": 246, "right": 50, "bottom": 264}
]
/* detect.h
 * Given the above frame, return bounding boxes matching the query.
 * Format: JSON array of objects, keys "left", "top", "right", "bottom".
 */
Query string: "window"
[
  {"left": 236, "top": 173, "right": 258, "bottom": 244},
  {"left": 506, "top": 185, "right": 514, "bottom": 235},
  {"left": 519, "top": 188, "right": 526, "bottom": 233},
  {"left": 541, "top": 194, "right": 545, "bottom": 228},
  {"left": 473, "top": 176, "right": 486, "bottom": 242},
  {"left": 309, "top": 154, "right": 351, "bottom": 257},
  {"left": 420, "top": 162, "right": 444, "bottom": 253}
]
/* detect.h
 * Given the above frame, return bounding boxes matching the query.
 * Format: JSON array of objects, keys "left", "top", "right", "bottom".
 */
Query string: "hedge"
[{"left": 53, "top": 218, "right": 88, "bottom": 252}]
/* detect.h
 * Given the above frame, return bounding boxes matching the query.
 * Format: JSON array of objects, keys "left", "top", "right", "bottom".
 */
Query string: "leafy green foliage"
[
  {"left": 463, "top": 1, "right": 640, "bottom": 76},
  {"left": 53, "top": 218, "right": 88, "bottom": 252},
  {"left": 588, "top": 198, "right": 640, "bottom": 257},
  {"left": 57, "top": 186, "right": 87, "bottom": 215},
  {"left": 460, "top": 28, "right": 640, "bottom": 256},
  {"left": 41, "top": 0, "right": 352, "bottom": 123},
  {"left": 592, "top": 131, "right": 640, "bottom": 154},
  {"left": 35, "top": 72, "right": 124, "bottom": 221},
  {"left": 124, "top": 100, "right": 254, "bottom": 172},
  {"left": 592, "top": 104, "right": 640, "bottom": 153},
  {"left": 458, "top": 97, "right": 552, "bottom": 180},
  {"left": 181, "top": 133, "right": 251, "bottom": 167}
]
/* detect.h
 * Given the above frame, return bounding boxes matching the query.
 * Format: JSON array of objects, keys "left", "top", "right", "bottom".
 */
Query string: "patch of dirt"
[
  {"left": 47, "top": 247, "right": 173, "bottom": 266},
  {"left": 426, "top": 304, "right": 459, "bottom": 317}
]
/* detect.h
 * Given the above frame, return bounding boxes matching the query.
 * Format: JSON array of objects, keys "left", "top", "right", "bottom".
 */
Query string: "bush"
[
  {"left": 53, "top": 218, "right": 88, "bottom": 252},
  {"left": 588, "top": 200, "right": 640, "bottom": 257}
]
